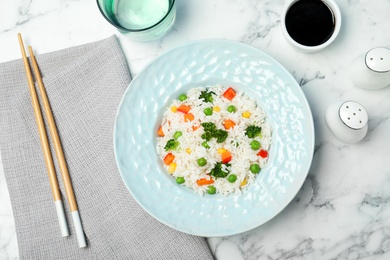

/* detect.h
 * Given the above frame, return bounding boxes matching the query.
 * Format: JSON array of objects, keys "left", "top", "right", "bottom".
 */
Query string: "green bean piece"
[{"left": 173, "top": 131, "right": 182, "bottom": 139}]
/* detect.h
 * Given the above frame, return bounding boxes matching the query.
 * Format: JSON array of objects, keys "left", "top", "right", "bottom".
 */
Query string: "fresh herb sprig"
[
  {"left": 210, "top": 162, "right": 231, "bottom": 178},
  {"left": 199, "top": 90, "right": 215, "bottom": 103},
  {"left": 164, "top": 139, "right": 180, "bottom": 151},
  {"left": 201, "top": 122, "right": 228, "bottom": 143},
  {"left": 245, "top": 125, "right": 262, "bottom": 138}
]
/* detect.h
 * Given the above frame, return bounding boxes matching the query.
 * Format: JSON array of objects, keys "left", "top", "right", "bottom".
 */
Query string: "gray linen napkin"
[{"left": 0, "top": 35, "right": 214, "bottom": 260}]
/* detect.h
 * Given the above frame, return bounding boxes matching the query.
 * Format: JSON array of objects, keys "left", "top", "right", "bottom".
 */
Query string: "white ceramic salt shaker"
[
  {"left": 348, "top": 47, "right": 390, "bottom": 89},
  {"left": 325, "top": 101, "right": 368, "bottom": 143}
]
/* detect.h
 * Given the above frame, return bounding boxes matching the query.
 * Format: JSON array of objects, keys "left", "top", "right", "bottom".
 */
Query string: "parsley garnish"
[
  {"left": 201, "top": 122, "right": 228, "bottom": 143},
  {"left": 164, "top": 139, "right": 180, "bottom": 151},
  {"left": 199, "top": 90, "right": 215, "bottom": 103},
  {"left": 213, "top": 129, "right": 228, "bottom": 143},
  {"left": 201, "top": 122, "right": 217, "bottom": 132},
  {"left": 245, "top": 125, "right": 262, "bottom": 138},
  {"left": 210, "top": 162, "right": 231, "bottom": 178}
]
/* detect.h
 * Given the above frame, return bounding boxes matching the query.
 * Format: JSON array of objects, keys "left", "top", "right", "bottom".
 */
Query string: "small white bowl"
[{"left": 281, "top": 0, "right": 342, "bottom": 53}]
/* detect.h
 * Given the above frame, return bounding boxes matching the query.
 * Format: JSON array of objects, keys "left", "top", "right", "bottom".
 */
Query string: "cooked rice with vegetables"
[{"left": 156, "top": 85, "right": 272, "bottom": 196}]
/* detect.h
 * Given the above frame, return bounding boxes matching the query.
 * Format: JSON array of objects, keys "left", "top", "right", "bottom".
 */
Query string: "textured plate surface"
[{"left": 114, "top": 39, "right": 314, "bottom": 237}]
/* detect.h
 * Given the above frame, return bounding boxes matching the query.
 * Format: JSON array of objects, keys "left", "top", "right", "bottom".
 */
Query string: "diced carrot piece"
[
  {"left": 177, "top": 104, "right": 191, "bottom": 114},
  {"left": 223, "top": 87, "right": 236, "bottom": 101},
  {"left": 221, "top": 150, "right": 232, "bottom": 163},
  {"left": 257, "top": 149, "right": 268, "bottom": 158},
  {"left": 196, "top": 178, "right": 215, "bottom": 186},
  {"left": 192, "top": 125, "right": 200, "bottom": 131},
  {"left": 163, "top": 153, "right": 175, "bottom": 165},
  {"left": 223, "top": 119, "right": 236, "bottom": 130},
  {"left": 157, "top": 126, "right": 164, "bottom": 137},
  {"left": 184, "top": 113, "right": 194, "bottom": 122}
]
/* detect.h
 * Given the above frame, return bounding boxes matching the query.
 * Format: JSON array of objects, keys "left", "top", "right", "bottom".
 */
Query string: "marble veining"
[{"left": 1, "top": 0, "right": 390, "bottom": 259}]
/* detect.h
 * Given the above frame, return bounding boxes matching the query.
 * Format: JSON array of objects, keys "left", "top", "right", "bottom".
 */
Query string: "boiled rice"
[{"left": 156, "top": 84, "right": 272, "bottom": 196}]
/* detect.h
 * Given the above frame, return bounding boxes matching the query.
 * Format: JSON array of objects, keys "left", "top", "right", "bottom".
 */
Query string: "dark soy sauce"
[{"left": 285, "top": 0, "right": 335, "bottom": 46}]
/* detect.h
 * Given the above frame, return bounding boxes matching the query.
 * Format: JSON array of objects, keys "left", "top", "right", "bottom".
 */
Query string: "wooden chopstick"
[
  {"left": 17, "top": 33, "right": 69, "bottom": 238},
  {"left": 18, "top": 33, "right": 87, "bottom": 248},
  {"left": 27, "top": 46, "right": 87, "bottom": 248}
]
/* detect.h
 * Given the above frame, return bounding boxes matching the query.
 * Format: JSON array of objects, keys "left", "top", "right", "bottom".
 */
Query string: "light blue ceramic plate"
[{"left": 114, "top": 40, "right": 315, "bottom": 237}]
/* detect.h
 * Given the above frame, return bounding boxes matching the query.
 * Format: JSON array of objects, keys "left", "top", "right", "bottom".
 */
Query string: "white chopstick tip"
[
  {"left": 71, "top": 211, "right": 87, "bottom": 248},
  {"left": 54, "top": 200, "right": 69, "bottom": 237}
]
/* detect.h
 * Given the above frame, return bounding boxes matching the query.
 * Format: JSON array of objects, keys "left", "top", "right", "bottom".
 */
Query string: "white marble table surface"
[{"left": 1, "top": 0, "right": 390, "bottom": 259}]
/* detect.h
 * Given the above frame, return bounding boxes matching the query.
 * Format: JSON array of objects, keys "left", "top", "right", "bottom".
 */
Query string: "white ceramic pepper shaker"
[
  {"left": 325, "top": 101, "right": 368, "bottom": 143},
  {"left": 348, "top": 47, "right": 390, "bottom": 90}
]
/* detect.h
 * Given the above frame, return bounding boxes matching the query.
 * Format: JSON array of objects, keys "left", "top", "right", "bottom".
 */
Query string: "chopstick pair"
[{"left": 17, "top": 33, "right": 87, "bottom": 248}]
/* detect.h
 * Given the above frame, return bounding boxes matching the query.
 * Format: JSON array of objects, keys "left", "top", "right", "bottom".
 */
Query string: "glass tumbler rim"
[{"left": 96, "top": 0, "right": 176, "bottom": 33}]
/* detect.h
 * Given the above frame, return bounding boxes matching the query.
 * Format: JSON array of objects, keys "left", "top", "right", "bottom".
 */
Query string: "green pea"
[
  {"left": 197, "top": 157, "right": 207, "bottom": 166},
  {"left": 204, "top": 107, "right": 213, "bottom": 116},
  {"left": 202, "top": 141, "right": 210, "bottom": 149},
  {"left": 227, "top": 105, "right": 236, "bottom": 113},
  {"left": 228, "top": 174, "right": 237, "bottom": 183},
  {"left": 250, "top": 164, "right": 261, "bottom": 174},
  {"left": 176, "top": 176, "right": 185, "bottom": 184},
  {"left": 207, "top": 185, "right": 216, "bottom": 195},
  {"left": 173, "top": 131, "right": 182, "bottom": 139},
  {"left": 178, "top": 94, "right": 187, "bottom": 101},
  {"left": 250, "top": 140, "right": 261, "bottom": 150}
]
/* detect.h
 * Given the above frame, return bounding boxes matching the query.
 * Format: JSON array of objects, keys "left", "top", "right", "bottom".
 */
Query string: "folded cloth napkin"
[{"left": 0, "top": 36, "right": 214, "bottom": 260}]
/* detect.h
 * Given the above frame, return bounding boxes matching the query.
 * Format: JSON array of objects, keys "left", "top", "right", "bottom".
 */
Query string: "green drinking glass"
[{"left": 97, "top": 0, "right": 176, "bottom": 41}]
